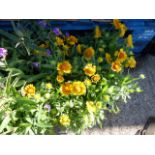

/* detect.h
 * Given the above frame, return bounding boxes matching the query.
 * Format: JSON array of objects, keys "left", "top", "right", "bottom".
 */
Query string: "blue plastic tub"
[{"left": 1, "top": 19, "right": 155, "bottom": 55}]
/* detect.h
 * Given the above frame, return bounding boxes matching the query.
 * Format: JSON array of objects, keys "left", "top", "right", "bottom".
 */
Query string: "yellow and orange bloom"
[
  {"left": 66, "top": 35, "right": 78, "bottom": 45},
  {"left": 72, "top": 81, "right": 86, "bottom": 96},
  {"left": 119, "top": 23, "right": 127, "bottom": 37},
  {"left": 83, "top": 63, "right": 96, "bottom": 77},
  {"left": 56, "top": 75, "right": 64, "bottom": 83},
  {"left": 91, "top": 74, "right": 101, "bottom": 83},
  {"left": 127, "top": 34, "right": 134, "bottom": 48},
  {"left": 117, "top": 49, "right": 127, "bottom": 62},
  {"left": 60, "top": 82, "right": 72, "bottom": 96},
  {"left": 125, "top": 57, "right": 136, "bottom": 68},
  {"left": 24, "top": 84, "right": 36, "bottom": 97},
  {"left": 60, "top": 114, "right": 70, "bottom": 126},
  {"left": 86, "top": 101, "right": 96, "bottom": 113},
  {"left": 94, "top": 25, "right": 102, "bottom": 39},
  {"left": 83, "top": 47, "right": 95, "bottom": 60},
  {"left": 113, "top": 19, "right": 121, "bottom": 29},
  {"left": 111, "top": 61, "right": 122, "bottom": 73},
  {"left": 105, "top": 53, "right": 112, "bottom": 64},
  {"left": 57, "top": 60, "right": 72, "bottom": 74},
  {"left": 56, "top": 37, "right": 64, "bottom": 46}
]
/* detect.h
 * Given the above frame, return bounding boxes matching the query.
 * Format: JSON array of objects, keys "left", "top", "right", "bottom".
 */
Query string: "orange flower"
[
  {"left": 119, "top": 23, "right": 127, "bottom": 37},
  {"left": 111, "top": 61, "right": 122, "bottom": 73},
  {"left": 117, "top": 49, "right": 127, "bottom": 62},
  {"left": 113, "top": 19, "right": 121, "bottom": 29},
  {"left": 66, "top": 35, "right": 78, "bottom": 45},
  {"left": 83, "top": 47, "right": 95, "bottom": 60},
  {"left": 91, "top": 74, "right": 101, "bottom": 83},
  {"left": 72, "top": 81, "right": 86, "bottom": 96},
  {"left": 94, "top": 25, "right": 102, "bottom": 39},
  {"left": 24, "top": 84, "right": 36, "bottom": 97},
  {"left": 57, "top": 61, "right": 72, "bottom": 74},
  {"left": 125, "top": 57, "right": 136, "bottom": 68},
  {"left": 105, "top": 53, "right": 112, "bottom": 64},
  {"left": 127, "top": 34, "right": 134, "bottom": 48},
  {"left": 83, "top": 63, "right": 96, "bottom": 77},
  {"left": 60, "top": 82, "right": 72, "bottom": 96},
  {"left": 57, "top": 75, "right": 64, "bottom": 83}
]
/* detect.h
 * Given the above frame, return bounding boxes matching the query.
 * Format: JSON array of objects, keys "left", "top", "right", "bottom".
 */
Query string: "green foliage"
[{"left": 0, "top": 20, "right": 145, "bottom": 134}]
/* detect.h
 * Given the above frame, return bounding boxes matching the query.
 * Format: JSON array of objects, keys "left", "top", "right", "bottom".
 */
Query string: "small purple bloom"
[
  {"left": 32, "top": 62, "right": 40, "bottom": 68},
  {"left": 37, "top": 20, "right": 47, "bottom": 28},
  {"left": 65, "top": 32, "right": 70, "bottom": 37},
  {"left": 0, "top": 48, "right": 7, "bottom": 59},
  {"left": 46, "top": 49, "right": 52, "bottom": 56},
  {"left": 44, "top": 104, "right": 51, "bottom": 112},
  {"left": 53, "top": 27, "right": 61, "bottom": 36}
]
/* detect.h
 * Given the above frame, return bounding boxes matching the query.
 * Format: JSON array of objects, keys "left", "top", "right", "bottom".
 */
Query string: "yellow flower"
[
  {"left": 24, "top": 84, "right": 36, "bottom": 97},
  {"left": 60, "top": 114, "right": 70, "bottom": 126},
  {"left": 105, "top": 53, "right": 112, "bottom": 64},
  {"left": 91, "top": 74, "right": 101, "bottom": 83},
  {"left": 60, "top": 82, "right": 72, "bottom": 96},
  {"left": 72, "top": 81, "right": 86, "bottom": 96},
  {"left": 111, "top": 61, "right": 122, "bottom": 73},
  {"left": 113, "top": 19, "right": 121, "bottom": 29},
  {"left": 84, "top": 79, "right": 92, "bottom": 86},
  {"left": 57, "top": 60, "right": 72, "bottom": 74},
  {"left": 98, "top": 48, "right": 104, "bottom": 52},
  {"left": 56, "top": 75, "right": 64, "bottom": 83},
  {"left": 117, "top": 49, "right": 127, "bottom": 62},
  {"left": 45, "top": 83, "right": 53, "bottom": 89},
  {"left": 127, "top": 34, "right": 134, "bottom": 48},
  {"left": 119, "top": 23, "right": 127, "bottom": 37},
  {"left": 97, "top": 57, "right": 103, "bottom": 63},
  {"left": 86, "top": 101, "right": 96, "bottom": 113},
  {"left": 76, "top": 44, "right": 82, "bottom": 54},
  {"left": 125, "top": 57, "right": 136, "bottom": 68},
  {"left": 56, "top": 37, "right": 64, "bottom": 46},
  {"left": 94, "top": 25, "right": 102, "bottom": 39},
  {"left": 96, "top": 101, "right": 102, "bottom": 109},
  {"left": 66, "top": 35, "right": 78, "bottom": 45},
  {"left": 83, "top": 63, "right": 96, "bottom": 77},
  {"left": 83, "top": 47, "right": 95, "bottom": 60}
]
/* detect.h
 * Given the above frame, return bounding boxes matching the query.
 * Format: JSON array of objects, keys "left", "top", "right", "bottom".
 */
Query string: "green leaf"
[{"left": 0, "top": 115, "right": 11, "bottom": 133}]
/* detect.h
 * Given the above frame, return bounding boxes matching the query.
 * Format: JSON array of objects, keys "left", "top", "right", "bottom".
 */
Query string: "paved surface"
[{"left": 83, "top": 53, "right": 155, "bottom": 135}]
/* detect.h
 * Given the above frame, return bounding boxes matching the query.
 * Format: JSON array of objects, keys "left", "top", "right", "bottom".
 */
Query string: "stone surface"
[{"left": 83, "top": 54, "right": 155, "bottom": 135}]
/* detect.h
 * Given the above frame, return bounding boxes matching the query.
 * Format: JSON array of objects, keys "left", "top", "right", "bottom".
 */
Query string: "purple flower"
[
  {"left": 0, "top": 48, "right": 7, "bottom": 59},
  {"left": 65, "top": 32, "right": 70, "bottom": 37},
  {"left": 44, "top": 104, "right": 51, "bottom": 112},
  {"left": 53, "top": 27, "right": 61, "bottom": 36},
  {"left": 46, "top": 49, "right": 52, "bottom": 56},
  {"left": 32, "top": 62, "right": 40, "bottom": 68},
  {"left": 37, "top": 20, "right": 47, "bottom": 28}
]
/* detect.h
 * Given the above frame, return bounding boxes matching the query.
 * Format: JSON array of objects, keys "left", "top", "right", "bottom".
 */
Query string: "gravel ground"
[{"left": 82, "top": 53, "right": 155, "bottom": 135}]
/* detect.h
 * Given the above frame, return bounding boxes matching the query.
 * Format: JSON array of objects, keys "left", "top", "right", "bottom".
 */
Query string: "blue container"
[{"left": 1, "top": 19, "right": 155, "bottom": 55}]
